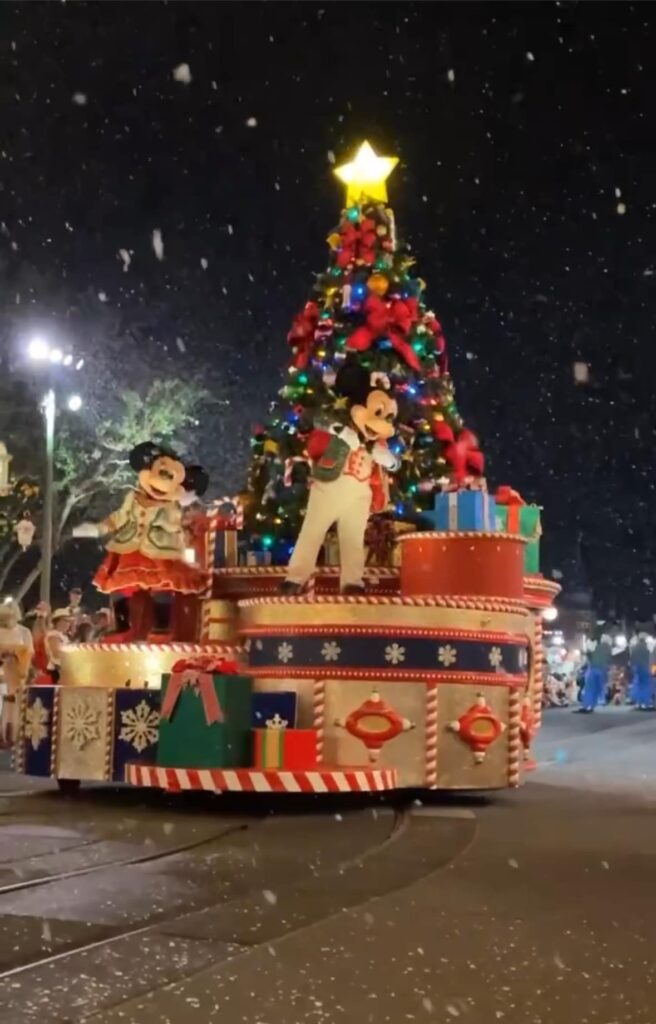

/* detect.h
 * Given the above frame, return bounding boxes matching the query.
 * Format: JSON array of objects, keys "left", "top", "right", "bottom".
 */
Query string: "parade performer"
[
  {"left": 580, "top": 632, "right": 612, "bottom": 712},
  {"left": 629, "top": 630, "right": 654, "bottom": 710},
  {"left": 0, "top": 601, "right": 33, "bottom": 749},
  {"left": 281, "top": 360, "right": 399, "bottom": 595},
  {"left": 74, "top": 441, "right": 209, "bottom": 641}
]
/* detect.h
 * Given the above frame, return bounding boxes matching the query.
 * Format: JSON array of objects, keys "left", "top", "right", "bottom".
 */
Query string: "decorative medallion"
[
  {"left": 384, "top": 643, "right": 406, "bottom": 665},
  {"left": 448, "top": 693, "right": 506, "bottom": 764},
  {"left": 64, "top": 699, "right": 101, "bottom": 751},
  {"left": 437, "top": 644, "right": 457, "bottom": 667},
  {"left": 321, "top": 641, "right": 342, "bottom": 662},
  {"left": 119, "top": 700, "right": 160, "bottom": 754},
  {"left": 336, "top": 689, "right": 414, "bottom": 763},
  {"left": 277, "top": 641, "right": 294, "bottom": 664},
  {"left": 23, "top": 696, "right": 50, "bottom": 752}
]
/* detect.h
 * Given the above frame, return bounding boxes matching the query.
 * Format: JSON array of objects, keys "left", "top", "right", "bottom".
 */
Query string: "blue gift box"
[
  {"left": 430, "top": 490, "right": 496, "bottom": 532},
  {"left": 112, "top": 688, "right": 161, "bottom": 781},
  {"left": 252, "top": 691, "right": 298, "bottom": 729}
]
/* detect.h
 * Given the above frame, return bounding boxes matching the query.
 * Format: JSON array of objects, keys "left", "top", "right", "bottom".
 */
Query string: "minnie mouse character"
[
  {"left": 282, "top": 360, "right": 399, "bottom": 596},
  {"left": 74, "top": 442, "right": 209, "bottom": 641}
]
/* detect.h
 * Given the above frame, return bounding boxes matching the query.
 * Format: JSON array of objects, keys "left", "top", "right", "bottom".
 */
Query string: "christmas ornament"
[
  {"left": 334, "top": 141, "right": 399, "bottom": 206},
  {"left": 367, "top": 272, "right": 390, "bottom": 296},
  {"left": 448, "top": 694, "right": 505, "bottom": 763}
]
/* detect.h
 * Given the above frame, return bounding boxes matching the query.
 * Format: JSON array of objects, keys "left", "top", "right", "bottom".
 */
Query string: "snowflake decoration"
[
  {"left": 277, "top": 642, "right": 294, "bottom": 664},
  {"left": 24, "top": 697, "right": 50, "bottom": 752},
  {"left": 321, "top": 641, "right": 342, "bottom": 662},
  {"left": 63, "top": 700, "right": 101, "bottom": 751},
  {"left": 437, "top": 644, "right": 457, "bottom": 667},
  {"left": 384, "top": 643, "right": 406, "bottom": 665},
  {"left": 518, "top": 647, "right": 529, "bottom": 670},
  {"left": 489, "top": 647, "right": 503, "bottom": 670},
  {"left": 119, "top": 700, "right": 160, "bottom": 754}
]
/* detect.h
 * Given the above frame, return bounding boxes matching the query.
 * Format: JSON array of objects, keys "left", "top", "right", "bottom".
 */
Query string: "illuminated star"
[{"left": 334, "top": 141, "right": 399, "bottom": 205}]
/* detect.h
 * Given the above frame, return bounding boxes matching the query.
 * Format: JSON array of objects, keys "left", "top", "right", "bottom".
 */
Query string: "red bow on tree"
[
  {"left": 432, "top": 424, "right": 484, "bottom": 484},
  {"left": 346, "top": 294, "right": 421, "bottom": 371},
  {"left": 336, "top": 217, "right": 377, "bottom": 269},
  {"left": 287, "top": 301, "right": 319, "bottom": 369},
  {"left": 495, "top": 485, "right": 525, "bottom": 506},
  {"left": 424, "top": 314, "right": 448, "bottom": 374}
]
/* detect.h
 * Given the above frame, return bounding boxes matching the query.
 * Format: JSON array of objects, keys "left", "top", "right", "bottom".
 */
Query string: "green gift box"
[
  {"left": 158, "top": 664, "right": 252, "bottom": 769},
  {"left": 495, "top": 503, "right": 541, "bottom": 575}
]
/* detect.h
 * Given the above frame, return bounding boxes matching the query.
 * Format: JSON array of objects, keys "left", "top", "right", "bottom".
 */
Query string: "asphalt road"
[{"left": 1, "top": 706, "right": 655, "bottom": 1023}]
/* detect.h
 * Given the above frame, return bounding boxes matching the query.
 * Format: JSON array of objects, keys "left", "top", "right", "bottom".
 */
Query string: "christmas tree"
[{"left": 246, "top": 141, "right": 484, "bottom": 563}]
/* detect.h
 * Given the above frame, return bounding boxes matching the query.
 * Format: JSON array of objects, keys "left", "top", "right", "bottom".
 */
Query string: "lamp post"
[{"left": 27, "top": 337, "right": 82, "bottom": 602}]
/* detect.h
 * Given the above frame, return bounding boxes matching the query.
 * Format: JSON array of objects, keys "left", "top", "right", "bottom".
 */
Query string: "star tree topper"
[{"left": 334, "top": 141, "right": 399, "bottom": 205}]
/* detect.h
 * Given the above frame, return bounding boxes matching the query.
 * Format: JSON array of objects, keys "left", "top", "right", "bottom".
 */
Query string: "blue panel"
[
  {"left": 112, "top": 688, "right": 161, "bottom": 781},
  {"left": 248, "top": 634, "right": 528, "bottom": 676},
  {"left": 252, "top": 691, "right": 297, "bottom": 728},
  {"left": 22, "top": 686, "right": 56, "bottom": 777}
]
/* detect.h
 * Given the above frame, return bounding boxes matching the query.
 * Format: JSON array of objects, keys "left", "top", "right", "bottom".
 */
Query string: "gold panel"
[
  {"left": 59, "top": 644, "right": 238, "bottom": 690},
  {"left": 55, "top": 687, "right": 112, "bottom": 782},
  {"left": 203, "top": 599, "right": 238, "bottom": 643},
  {"left": 239, "top": 601, "right": 529, "bottom": 638},
  {"left": 436, "top": 684, "right": 510, "bottom": 790},
  {"left": 324, "top": 680, "right": 427, "bottom": 787}
]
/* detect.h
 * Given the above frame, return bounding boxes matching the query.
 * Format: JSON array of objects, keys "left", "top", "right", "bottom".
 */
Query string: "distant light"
[
  {"left": 3, "top": 596, "right": 13, "bottom": 605},
  {"left": 28, "top": 337, "right": 50, "bottom": 361},
  {"left": 75, "top": 358, "right": 85, "bottom": 370},
  {"left": 67, "top": 394, "right": 82, "bottom": 412},
  {"left": 62, "top": 354, "right": 73, "bottom": 367},
  {"left": 615, "top": 634, "right": 627, "bottom": 649},
  {"left": 542, "top": 606, "right": 558, "bottom": 622},
  {"left": 49, "top": 348, "right": 63, "bottom": 364}
]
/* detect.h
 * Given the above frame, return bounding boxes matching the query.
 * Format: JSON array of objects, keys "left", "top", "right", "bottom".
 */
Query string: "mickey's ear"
[
  {"left": 129, "top": 441, "right": 161, "bottom": 471},
  {"left": 183, "top": 465, "right": 209, "bottom": 497},
  {"left": 334, "top": 358, "right": 370, "bottom": 401}
]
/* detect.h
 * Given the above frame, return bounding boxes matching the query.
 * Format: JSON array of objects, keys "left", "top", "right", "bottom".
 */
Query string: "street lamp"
[{"left": 27, "top": 337, "right": 82, "bottom": 602}]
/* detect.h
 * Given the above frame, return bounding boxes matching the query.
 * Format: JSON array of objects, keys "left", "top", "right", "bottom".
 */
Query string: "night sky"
[{"left": 2, "top": 1, "right": 655, "bottom": 618}]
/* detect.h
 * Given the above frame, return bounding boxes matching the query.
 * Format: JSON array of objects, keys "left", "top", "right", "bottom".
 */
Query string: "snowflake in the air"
[
  {"left": 24, "top": 697, "right": 50, "bottom": 751},
  {"left": 437, "top": 644, "right": 457, "bottom": 667},
  {"left": 489, "top": 647, "right": 503, "bottom": 670},
  {"left": 277, "top": 642, "right": 294, "bottom": 664},
  {"left": 321, "top": 641, "right": 341, "bottom": 662},
  {"left": 63, "top": 700, "right": 100, "bottom": 751},
  {"left": 384, "top": 643, "right": 406, "bottom": 665},
  {"left": 119, "top": 701, "right": 160, "bottom": 753}
]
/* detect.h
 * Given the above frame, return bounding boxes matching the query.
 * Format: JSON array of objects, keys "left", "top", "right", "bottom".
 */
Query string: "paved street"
[{"left": 1, "top": 707, "right": 656, "bottom": 1023}]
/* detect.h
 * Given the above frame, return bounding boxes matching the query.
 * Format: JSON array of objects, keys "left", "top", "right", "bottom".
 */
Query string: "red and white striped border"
[{"left": 126, "top": 763, "right": 398, "bottom": 793}]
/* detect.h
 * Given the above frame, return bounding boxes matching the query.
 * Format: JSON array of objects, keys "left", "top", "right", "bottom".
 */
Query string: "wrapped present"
[
  {"left": 252, "top": 691, "right": 297, "bottom": 729},
  {"left": 158, "top": 657, "right": 252, "bottom": 768},
  {"left": 431, "top": 489, "right": 496, "bottom": 532},
  {"left": 323, "top": 533, "right": 340, "bottom": 566},
  {"left": 495, "top": 486, "right": 541, "bottom": 574},
  {"left": 253, "top": 717, "right": 317, "bottom": 769},
  {"left": 246, "top": 550, "right": 272, "bottom": 567},
  {"left": 214, "top": 530, "right": 247, "bottom": 568}
]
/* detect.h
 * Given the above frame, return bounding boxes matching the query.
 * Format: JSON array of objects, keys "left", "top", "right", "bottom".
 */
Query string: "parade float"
[{"left": 12, "top": 142, "right": 558, "bottom": 795}]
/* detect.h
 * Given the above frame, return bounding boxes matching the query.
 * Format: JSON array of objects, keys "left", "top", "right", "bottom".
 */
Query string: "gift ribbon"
[
  {"left": 287, "top": 301, "right": 319, "bottom": 370},
  {"left": 161, "top": 669, "right": 224, "bottom": 725}
]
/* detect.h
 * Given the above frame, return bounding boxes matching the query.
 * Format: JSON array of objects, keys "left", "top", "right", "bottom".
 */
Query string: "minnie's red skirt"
[{"left": 93, "top": 550, "right": 206, "bottom": 595}]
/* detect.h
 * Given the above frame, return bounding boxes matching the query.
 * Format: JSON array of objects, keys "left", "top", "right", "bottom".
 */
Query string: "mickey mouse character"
[
  {"left": 74, "top": 442, "right": 209, "bottom": 641},
  {"left": 282, "top": 360, "right": 399, "bottom": 596}
]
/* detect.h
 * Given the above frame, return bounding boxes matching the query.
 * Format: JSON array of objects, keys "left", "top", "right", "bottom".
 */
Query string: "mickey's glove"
[
  {"left": 73, "top": 523, "right": 100, "bottom": 539},
  {"left": 372, "top": 444, "right": 400, "bottom": 471},
  {"left": 331, "top": 425, "right": 361, "bottom": 451}
]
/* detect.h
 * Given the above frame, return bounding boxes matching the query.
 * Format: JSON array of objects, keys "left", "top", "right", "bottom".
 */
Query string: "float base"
[{"left": 126, "top": 763, "right": 398, "bottom": 793}]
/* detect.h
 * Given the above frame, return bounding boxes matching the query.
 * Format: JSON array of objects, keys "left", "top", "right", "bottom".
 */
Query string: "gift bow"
[
  {"left": 431, "top": 426, "right": 484, "bottom": 484},
  {"left": 494, "top": 485, "right": 525, "bottom": 506},
  {"left": 346, "top": 294, "right": 421, "bottom": 371},
  {"left": 333, "top": 217, "right": 377, "bottom": 269},
  {"left": 161, "top": 657, "right": 240, "bottom": 724},
  {"left": 287, "top": 301, "right": 319, "bottom": 370},
  {"left": 424, "top": 314, "right": 448, "bottom": 374}
]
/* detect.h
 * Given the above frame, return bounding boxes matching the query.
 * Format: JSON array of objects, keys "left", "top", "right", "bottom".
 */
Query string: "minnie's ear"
[
  {"left": 334, "top": 359, "right": 370, "bottom": 403},
  {"left": 129, "top": 441, "right": 161, "bottom": 472},
  {"left": 183, "top": 465, "right": 209, "bottom": 497}
]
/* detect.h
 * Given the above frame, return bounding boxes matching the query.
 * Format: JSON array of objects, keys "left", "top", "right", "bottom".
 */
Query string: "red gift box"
[{"left": 253, "top": 727, "right": 318, "bottom": 769}]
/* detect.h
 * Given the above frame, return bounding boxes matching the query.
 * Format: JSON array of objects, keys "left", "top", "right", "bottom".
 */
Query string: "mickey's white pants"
[{"left": 286, "top": 476, "right": 371, "bottom": 589}]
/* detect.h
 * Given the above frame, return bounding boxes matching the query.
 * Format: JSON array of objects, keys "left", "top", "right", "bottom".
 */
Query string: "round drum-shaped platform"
[
  {"left": 400, "top": 532, "right": 526, "bottom": 600},
  {"left": 239, "top": 595, "right": 530, "bottom": 685}
]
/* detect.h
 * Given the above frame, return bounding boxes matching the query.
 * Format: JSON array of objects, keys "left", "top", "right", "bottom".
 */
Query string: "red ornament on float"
[
  {"left": 448, "top": 694, "right": 505, "bottom": 763},
  {"left": 336, "top": 689, "right": 414, "bottom": 763}
]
